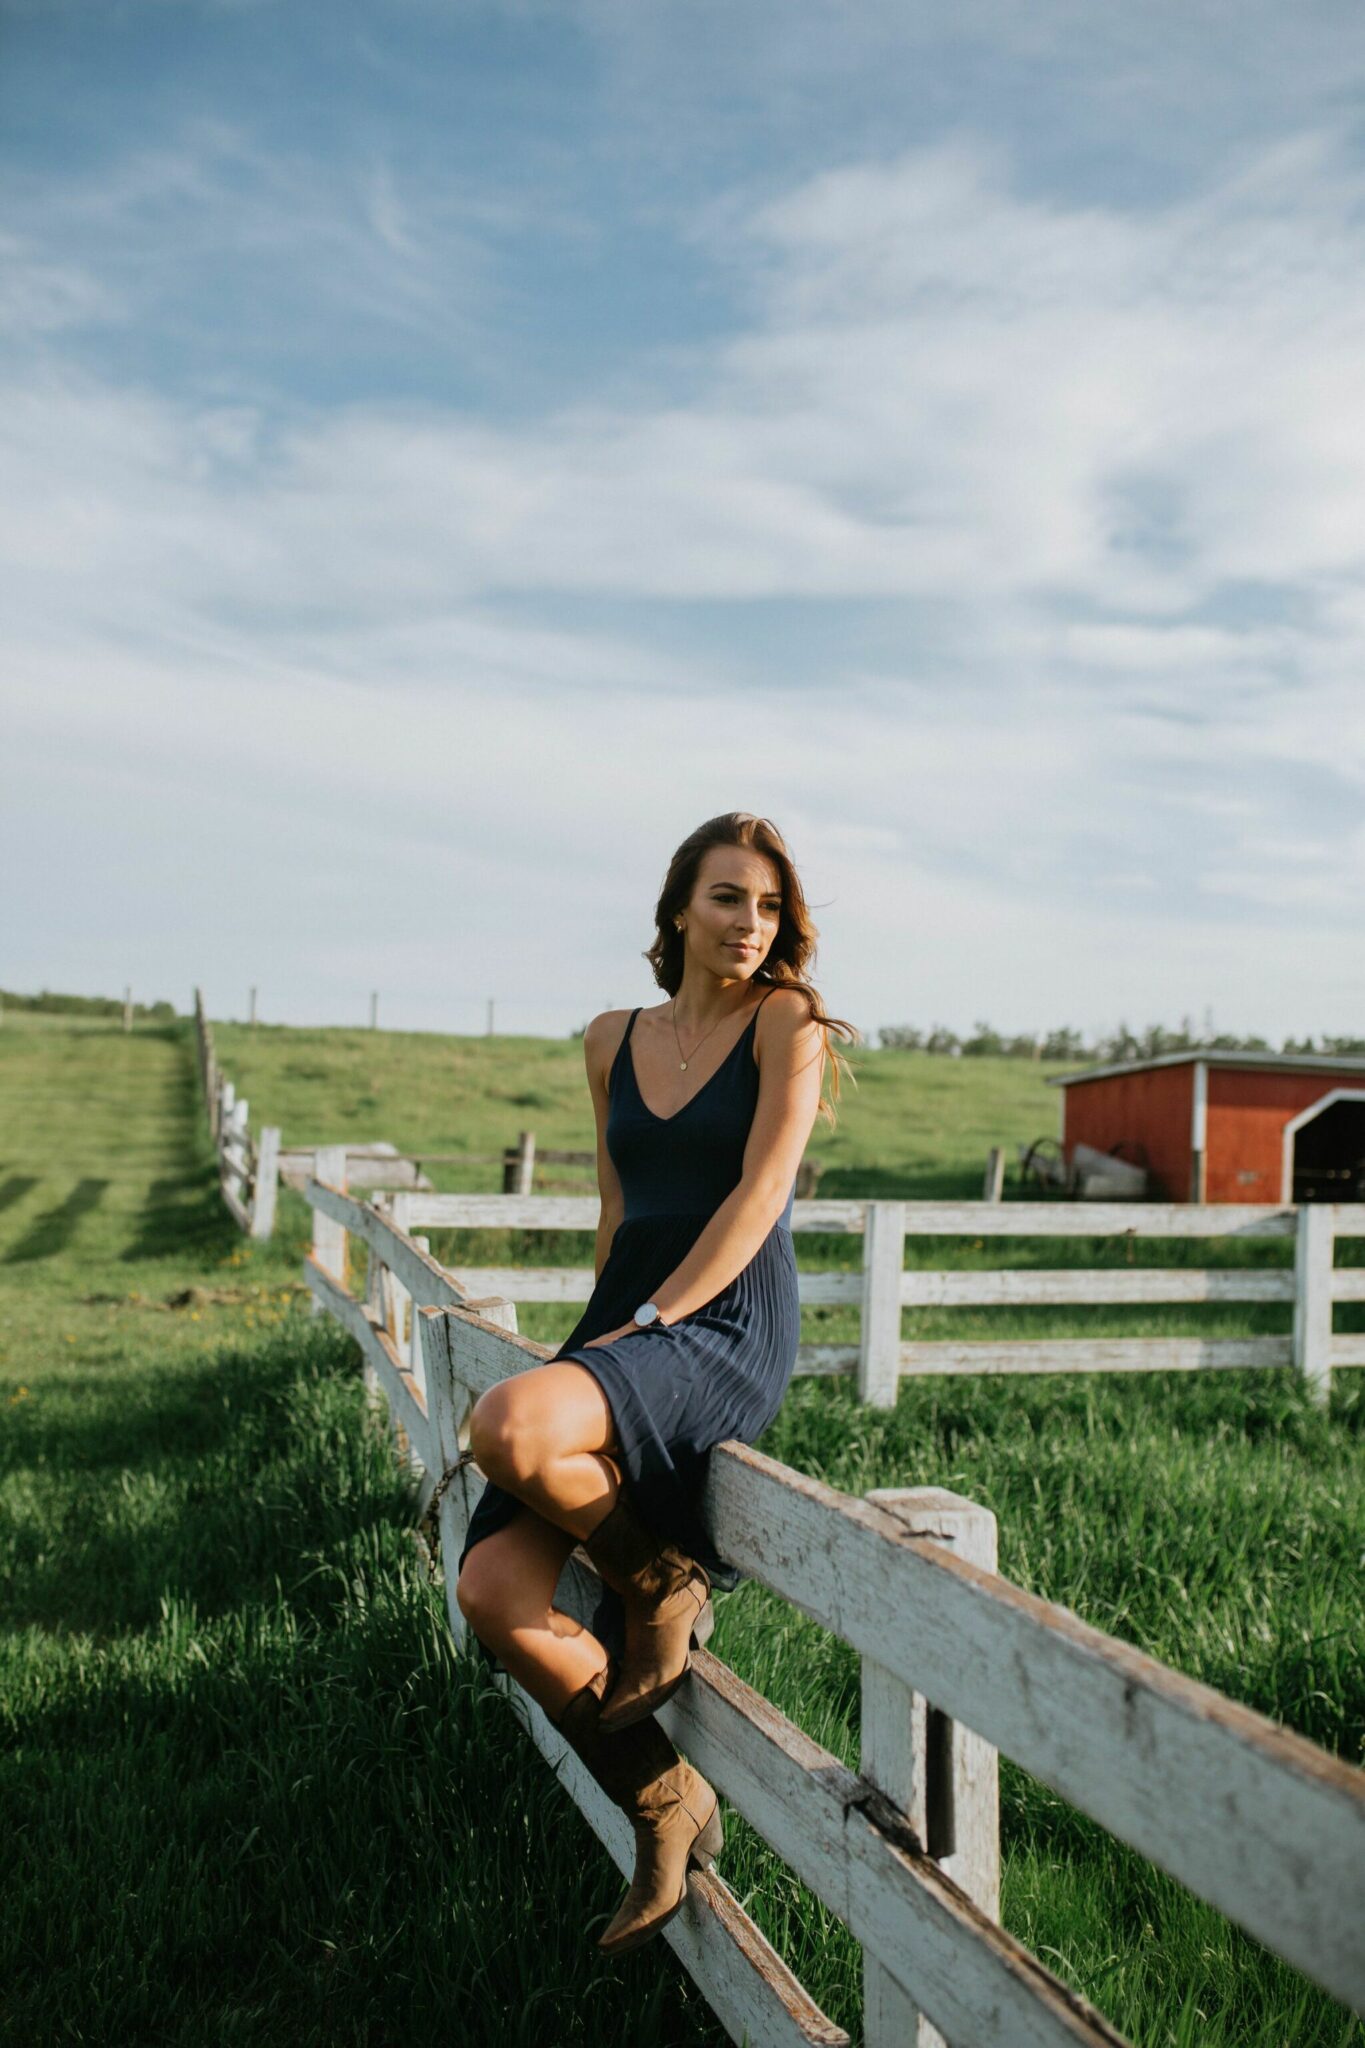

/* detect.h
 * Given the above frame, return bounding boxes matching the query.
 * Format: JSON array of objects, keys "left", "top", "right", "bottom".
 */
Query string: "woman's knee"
[
  {"left": 455, "top": 1548, "right": 499, "bottom": 1639},
  {"left": 468, "top": 1382, "right": 547, "bottom": 1491},
  {"left": 456, "top": 1538, "right": 550, "bottom": 1644}
]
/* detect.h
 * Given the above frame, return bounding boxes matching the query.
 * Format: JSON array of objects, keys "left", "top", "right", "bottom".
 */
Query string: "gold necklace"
[{"left": 670, "top": 998, "right": 741, "bottom": 1072}]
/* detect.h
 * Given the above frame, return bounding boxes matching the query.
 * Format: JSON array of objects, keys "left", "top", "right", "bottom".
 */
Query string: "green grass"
[
  {"left": 1, "top": 1013, "right": 1362, "bottom": 2045},
  {"left": 211, "top": 1016, "right": 1067, "bottom": 1200}
]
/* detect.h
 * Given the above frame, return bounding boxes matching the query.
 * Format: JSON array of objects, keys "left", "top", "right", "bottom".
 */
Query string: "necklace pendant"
[{"left": 679, "top": 1060, "right": 688, "bottom": 1070}]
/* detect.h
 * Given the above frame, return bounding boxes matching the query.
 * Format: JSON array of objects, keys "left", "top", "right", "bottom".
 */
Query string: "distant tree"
[
  {"left": 1004, "top": 1032, "right": 1044, "bottom": 1059},
  {"left": 961, "top": 1020, "right": 1004, "bottom": 1057}
]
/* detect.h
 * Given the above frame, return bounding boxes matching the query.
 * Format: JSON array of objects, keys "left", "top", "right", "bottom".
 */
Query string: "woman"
[{"left": 455, "top": 810, "right": 856, "bottom": 1955}]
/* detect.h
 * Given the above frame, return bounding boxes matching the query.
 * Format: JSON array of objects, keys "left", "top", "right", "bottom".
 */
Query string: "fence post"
[
  {"left": 420, "top": 1309, "right": 481, "bottom": 1648},
  {"left": 251, "top": 1126, "right": 280, "bottom": 1239},
  {"left": 386, "top": 1190, "right": 416, "bottom": 1368},
  {"left": 503, "top": 1130, "right": 536, "bottom": 1195},
  {"left": 311, "top": 1146, "right": 348, "bottom": 1314},
  {"left": 1293, "top": 1203, "right": 1335, "bottom": 1406},
  {"left": 859, "top": 1201, "right": 906, "bottom": 1408},
  {"left": 861, "top": 1486, "right": 1000, "bottom": 2048},
  {"left": 982, "top": 1147, "right": 1004, "bottom": 1202},
  {"left": 387, "top": 1193, "right": 430, "bottom": 1483}
]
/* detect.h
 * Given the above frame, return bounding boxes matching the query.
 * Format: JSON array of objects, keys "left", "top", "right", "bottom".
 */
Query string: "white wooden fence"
[
  {"left": 193, "top": 989, "right": 280, "bottom": 1240},
  {"left": 299, "top": 1173, "right": 1365, "bottom": 2048},
  {"left": 341, "top": 1190, "right": 1364, "bottom": 1409}
]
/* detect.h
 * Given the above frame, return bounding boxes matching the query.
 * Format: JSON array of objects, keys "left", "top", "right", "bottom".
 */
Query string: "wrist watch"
[{"left": 632, "top": 1301, "right": 663, "bottom": 1328}]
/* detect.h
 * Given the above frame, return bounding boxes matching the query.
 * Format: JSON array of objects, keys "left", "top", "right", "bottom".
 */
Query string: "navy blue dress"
[{"left": 457, "top": 987, "right": 800, "bottom": 1637}]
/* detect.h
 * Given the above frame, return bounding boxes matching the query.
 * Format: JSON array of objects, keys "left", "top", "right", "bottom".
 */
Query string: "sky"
[{"left": 3, "top": 0, "right": 1364, "bottom": 1046}]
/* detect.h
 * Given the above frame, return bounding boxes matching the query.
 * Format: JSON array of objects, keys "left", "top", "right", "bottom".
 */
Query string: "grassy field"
[{"left": 2, "top": 1011, "right": 1362, "bottom": 2045}]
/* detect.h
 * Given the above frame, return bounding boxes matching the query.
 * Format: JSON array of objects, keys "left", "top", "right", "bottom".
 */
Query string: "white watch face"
[{"left": 634, "top": 1302, "right": 661, "bottom": 1326}]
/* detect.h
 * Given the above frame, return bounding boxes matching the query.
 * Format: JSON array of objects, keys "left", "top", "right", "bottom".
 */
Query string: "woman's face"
[{"left": 679, "top": 847, "right": 783, "bottom": 982}]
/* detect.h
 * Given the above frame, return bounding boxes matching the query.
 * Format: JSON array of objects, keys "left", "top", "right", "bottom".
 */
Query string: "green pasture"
[
  {"left": 1, "top": 1011, "right": 1361, "bottom": 2045},
  {"left": 210, "top": 1013, "right": 1064, "bottom": 1201}
]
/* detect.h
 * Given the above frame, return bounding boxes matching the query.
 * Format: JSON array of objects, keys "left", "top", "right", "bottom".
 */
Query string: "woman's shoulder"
[
  {"left": 757, "top": 984, "right": 819, "bottom": 1028},
  {"left": 584, "top": 1006, "right": 637, "bottom": 1056}
]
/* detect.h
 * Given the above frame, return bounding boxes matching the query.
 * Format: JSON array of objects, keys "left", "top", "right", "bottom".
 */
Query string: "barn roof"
[{"left": 1048, "top": 1049, "right": 1365, "bottom": 1088}]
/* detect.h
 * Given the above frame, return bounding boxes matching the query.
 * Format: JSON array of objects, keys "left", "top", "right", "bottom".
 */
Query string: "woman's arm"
[
  {"left": 647, "top": 991, "right": 825, "bottom": 1325},
  {"left": 584, "top": 1010, "right": 627, "bottom": 1282}
]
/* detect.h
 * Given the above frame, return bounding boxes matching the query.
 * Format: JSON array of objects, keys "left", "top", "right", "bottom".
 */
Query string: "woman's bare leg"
[
  {"left": 468, "top": 1363, "right": 622, "bottom": 1542},
  {"left": 455, "top": 1504, "right": 610, "bottom": 1720}
]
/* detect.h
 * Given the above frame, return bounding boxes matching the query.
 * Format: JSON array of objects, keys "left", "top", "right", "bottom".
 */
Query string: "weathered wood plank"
[
  {"left": 251, "top": 1125, "right": 280, "bottom": 1239},
  {"left": 858, "top": 1202, "right": 906, "bottom": 1408},
  {"left": 221, "top": 1181, "right": 251, "bottom": 1233},
  {"left": 900, "top": 1269, "right": 1296, "bottom": 1306},
  {"left": 400, "top": 1194, "right": 871, "bottom": 1233},
  {"left": 1333, "top": 1269, "right": 1365, "bottom": 1301},
  {"left": 431, "top": 1263, "right": 862, "bottom": 1306},
  {"left": 512, "top": 1673, "right": 851, "bottom": 2048},
  {"left": 1293, "top": 1205, "right": 1335, "bottom": 1405},
  {"left": 306, "top": 1178, "right": 477, "bottom": 1312},
  {"left": 862, "top": 1489, "right": 1000, "bottom": 2048},
  {"left": 794, "top": 1345, "right": 858, "bottom": 1376},
  {"left": 1332, "top": 1336, "right": 1365, "bottom": 1366},
  {"left": 701, "top": 1442, "right": 1365, "bottom": 2012},
  {"left": 661, "top": 1652, "right": 1127, "bottom": 2048},
  {"left": 312, "top": 1147, "right": 348, "bottom": 1288},
  {"left": 304, "top": 1255, "right": 437, "bottom": 1473},
  {"left": 396, "top": 1194, "right": 1302, "bottom": 1238},
  {"left": 893, "top": 1203, "right": 1297, "bottom": 1239},
  {"left": 221, "top": 1137, "right": 253, "bottom": 1177},
  {"left": 895, "top": 1338, "right": 1293, "bottom": 1376}
]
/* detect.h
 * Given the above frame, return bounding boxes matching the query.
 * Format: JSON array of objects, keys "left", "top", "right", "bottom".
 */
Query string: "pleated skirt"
[{"left": 457, "top": 1210, "right": 801, "bottom": 1652}]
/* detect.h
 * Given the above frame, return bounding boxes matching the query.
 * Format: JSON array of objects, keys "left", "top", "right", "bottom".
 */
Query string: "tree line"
[
  {"left": 0, "top": 988, "right": 178, "bottom": 1021},
  {"left": 876, "top": 1020, "right": 1365, "bottom": 1061}
]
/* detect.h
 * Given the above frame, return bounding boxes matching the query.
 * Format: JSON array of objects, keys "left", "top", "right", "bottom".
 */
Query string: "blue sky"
[{"left": 3, "top": 0, "right": 1364, "bottom": 1042}]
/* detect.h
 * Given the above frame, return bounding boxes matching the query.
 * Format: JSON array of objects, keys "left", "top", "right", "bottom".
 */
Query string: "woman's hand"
[{"left": 580, "top": 1320, "right": 644, "bottom": 1349}]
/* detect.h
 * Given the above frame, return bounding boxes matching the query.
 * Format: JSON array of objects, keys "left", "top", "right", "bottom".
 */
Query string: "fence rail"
[
  {"left": 360, "top": 1190, "right": 1363, "bottom": 1408},
  {"left": 299, "top": 1172, "right": 1365, "bottom": 2046},
  {"left": 193, "top": 989, "right": 280, "bottom": 1239}
]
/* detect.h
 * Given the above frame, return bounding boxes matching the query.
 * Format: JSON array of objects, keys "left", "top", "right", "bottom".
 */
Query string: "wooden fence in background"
[
  {"left": 299, "top": 1171, "right": 1365, "bottom": 2047},
  {"left": 355, "top": 1189, "right": 1363, "bottom": 1408},
  {"left": 193, "top": 988, "right": 279, "bottom": 1240}
]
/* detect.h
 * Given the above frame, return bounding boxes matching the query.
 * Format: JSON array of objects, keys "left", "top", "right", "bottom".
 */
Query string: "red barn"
[{"left": 1049, "top": 1052, "right": 1365, "bottom": 1204}]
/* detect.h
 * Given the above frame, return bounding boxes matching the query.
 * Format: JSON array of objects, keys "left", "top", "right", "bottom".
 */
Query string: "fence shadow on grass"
[
  {"left": 3, "top": 1177, "right": 110, "bottom": 1265},
  {"left": 121, "top": 1169, "right": 242, "bottom": 1264},
  {"left": 0, "top": 1174, "right": 40, "bottom": 1216}
]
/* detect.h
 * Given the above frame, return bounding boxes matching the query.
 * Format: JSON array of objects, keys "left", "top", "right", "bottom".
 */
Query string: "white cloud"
[{"left": 3, "top": 114, "right": 1364, "bottom": 1038}]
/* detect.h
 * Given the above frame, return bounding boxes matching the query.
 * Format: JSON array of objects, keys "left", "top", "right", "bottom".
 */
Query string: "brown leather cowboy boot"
[
  {"left": 595, "top": 1753, "right": 722, "bottom": 1955},
  {"left": 551, "top": 1659, "right": 723, "bottom": 1955},
  {"left": 582, "top": 1492, "right": 711, "bottom": 1732}
]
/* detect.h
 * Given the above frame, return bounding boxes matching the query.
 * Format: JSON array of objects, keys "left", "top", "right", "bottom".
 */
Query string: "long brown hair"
[{"left": 642, "top": 812, "right": 859, "bottom": 1126}]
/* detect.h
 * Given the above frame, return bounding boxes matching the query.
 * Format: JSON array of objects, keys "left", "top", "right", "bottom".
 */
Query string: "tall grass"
[{"left": 2, "top": 1013, "right": 1361, "bottom": 2044}]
